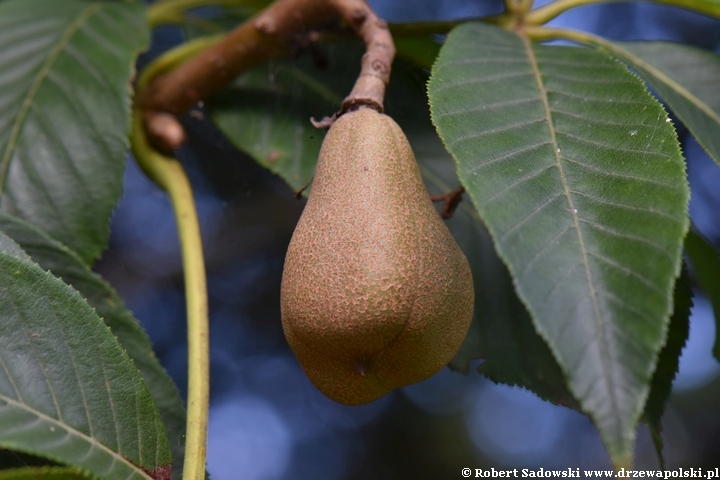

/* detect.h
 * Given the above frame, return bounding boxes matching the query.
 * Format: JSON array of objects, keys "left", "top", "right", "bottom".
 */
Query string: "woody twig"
[{"left": 138, "top": 0, "right": 395, "bottom": 149}]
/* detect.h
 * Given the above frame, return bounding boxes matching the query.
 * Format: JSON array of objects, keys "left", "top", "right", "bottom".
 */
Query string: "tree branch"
[
  {"left": 138, "top": 0, "right": 394, "bottom": 122},
  {"left": 139, "top": 0, "right": 329, "bottom": 115}
]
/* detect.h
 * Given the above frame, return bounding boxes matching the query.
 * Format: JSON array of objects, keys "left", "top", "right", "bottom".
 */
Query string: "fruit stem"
[
  {"left": 130, "top": 110, "right": 210, "bottom": 480},
  {"left": 332, "top": 0, "right": 395, "bottom": 114}
]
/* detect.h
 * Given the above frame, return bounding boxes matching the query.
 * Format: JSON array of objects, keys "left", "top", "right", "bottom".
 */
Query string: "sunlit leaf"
[
  {"left": 0, "top": 233, "right": 171, "bottom": 479},
  {"left": 603, "top": 41, "right": 720, "bottom": 167},
  {"left": 0, "top": 213, "right": 186, "bottom": 478},
  {"left": 0, "top": 0, "right": 149, "bottom": 264},
  {"left": 428, "top": 22, "right": 688, "bottom": 467}
]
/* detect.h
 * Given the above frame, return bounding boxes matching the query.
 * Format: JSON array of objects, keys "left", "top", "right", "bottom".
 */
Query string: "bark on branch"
[{"left": 138, "top": 0, "right": 395, "bottom": 131}]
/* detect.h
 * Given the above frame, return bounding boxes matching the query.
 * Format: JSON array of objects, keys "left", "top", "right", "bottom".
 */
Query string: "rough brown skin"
[{"left": 280, "top": 107, "right": 474, "bottom": 405}]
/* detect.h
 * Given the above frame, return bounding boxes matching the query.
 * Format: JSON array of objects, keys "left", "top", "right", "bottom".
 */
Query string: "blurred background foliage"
[{"left": 93, "top": 0, "right": 720, "bottom": 477}]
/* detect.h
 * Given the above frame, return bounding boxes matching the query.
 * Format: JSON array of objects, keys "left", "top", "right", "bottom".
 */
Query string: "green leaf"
[
  {"left": 211, "top": 38, "right": 442, "bottom": 195},
  {"left": 0, "top": 0, "right": 149, "bottom": 264},
  {"left": 211, "top": 45, "right": 355, "bottom": 192},
  {"left": 603, "top": 40, "right": 720, "bottom": 167},
  {"left": 0, "top": 466, "right": 89, "bottom": 480},
  {"left": 0, "top": 233, "right": 171, "bottom": 479},
  {"left": 685, "top": 229, "right": 720, "bottom": 362},
  {"left": 0, "top": 213, "right": 186, "bottom": 478},
  {"left": 642, "top": 265, "right": 692, "bottom": 469},
  {"left": 394, "top": 36, "right": 441, "bottom": 70},
  {"left": 428, "top": 23, "right": 688, "bottom": 467},
  {"left": 423, "top": 153, "right": 580, "bottom": 411},
  {"left": 180, "top": 3, "right": 264, "bottom": 38},
  {"left": 0, "top": 449, "right": 57, "bottom": 470}
]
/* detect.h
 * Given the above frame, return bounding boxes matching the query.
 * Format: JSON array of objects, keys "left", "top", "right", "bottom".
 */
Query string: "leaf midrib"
[
  {"left": 0, "top": 393, "right": 151, "bottom": 479},
  {"left": 0, "top": 2, "right": 103, "bottom": 194},
  {"left": 521, "top": 36, "right": 621, "bottom": 422}
]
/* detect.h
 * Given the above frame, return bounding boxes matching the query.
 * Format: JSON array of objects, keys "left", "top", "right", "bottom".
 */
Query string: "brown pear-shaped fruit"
[{"left": 280, "top": 107, "right": 474, "bottom": 405}]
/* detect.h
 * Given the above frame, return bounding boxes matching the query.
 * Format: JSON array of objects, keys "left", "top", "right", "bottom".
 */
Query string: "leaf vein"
[
  {"left": 601, "top": 291, "right": 655, "bottom": 325},
  {"left": 535, "top": 261, "right": 585, "bottom": 314},
  {"left": 552, "top": 108, "right": 663, "bottom": 129},
  {"left": 0, "top": 393, "right": 151, "bottom": 478},
  {"left": 0, "top": 2, "right": 104, "bottom": 193},
  {"left": 578, "top": 218, "right": 672, "bottom": 255},
  {"left": 550, "top": 88, "right": 651, "bottom": 106},
  {"left": 525, "top": 36, "right": 621, "bottom": 423},
  {"left": 561, "top": 156, "right": 680, "bottom": 190},
  {"left": 587, "top": 251, "right": 665, "bottom": 295},
  {"left": 50, "top": 299, "right": 95, "bottom": 439},
  {"left": 517, "top": 224, "right": 575, "bottom": 280},
  {"left": 448, "top": 118, "right": 546, "bottom": 145},
  {"left": 11, "top": 145, "right": 73, "bottom": 240},
  {"left": 467, "top": 141, "right": 552, "bottom": 174},
  {"left": 431, "top": 70, "right": 533, "bottom": 94},
  {"left": 556, "top": 129, "right": 671, "bottom": 159},
  {"left": 481, "top": 163, "right": 555, "bottom": 205},
  {"left": 29, "top": 101, "right": 95, "bottom": 202},
  {"left": 436, "top": 96, "right": 541, "bottom": 120},
  {"left": 499, "top": 192, "right": 565, "bottom": 242},
  {"left": 569, "top": 190, "right": 685, "bottom": 223}
]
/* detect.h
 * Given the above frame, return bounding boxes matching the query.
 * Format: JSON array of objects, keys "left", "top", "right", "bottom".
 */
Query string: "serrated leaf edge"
[
  {"left": 0, "top": 2, "right": 104, "bottom": 193},
  {"left": 0, "top": 248, "right": 160, "bottom": 478}
]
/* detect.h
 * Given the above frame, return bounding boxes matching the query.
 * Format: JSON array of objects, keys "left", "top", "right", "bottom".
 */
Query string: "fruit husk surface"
[{"left": 281, "top": 107, "right": 474, "bottom": 405}]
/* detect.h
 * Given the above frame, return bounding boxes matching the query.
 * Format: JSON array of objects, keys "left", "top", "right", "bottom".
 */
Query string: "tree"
[{"left": 0, "top": 0, "right": 719, "bottom": 478}]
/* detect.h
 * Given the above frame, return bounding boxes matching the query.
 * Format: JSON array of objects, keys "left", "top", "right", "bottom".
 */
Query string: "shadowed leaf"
[
  {"left": 642, "top": 266, "right": 692, "bottom": 469},
  {"left": 685, "top": 229, "right": 720, "bottom": 362}
]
